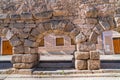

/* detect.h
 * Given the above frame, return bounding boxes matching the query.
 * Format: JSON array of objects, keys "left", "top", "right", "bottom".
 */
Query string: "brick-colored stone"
[
  {"left": 75, "top": 51, "right": 90, "bottom": 60},
  {"left": 75, "top": 60, "right": 87, "bottom": 70},
  {"left": 88, "top": 60, "right": 100, "bottom": 70},
  {"left": 90, "top": 51, "right": 100, "bottom": 60}
]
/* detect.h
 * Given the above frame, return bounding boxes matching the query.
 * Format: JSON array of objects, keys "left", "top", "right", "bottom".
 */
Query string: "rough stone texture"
[
  {"left": 10, "top": 36, "right": 22, "bottom": 47},
  {"left": 21, "top": 12, "right": 32, "bottom": 19},
  {"left": 24, "top": 47, "right": 31, "bottom": 54},
  {"left": 99, "top": 18, "right": 111, "bottom": 30},
  {"left": 75, "top": 32, "right": 86, "bottom": 43},
  {"left": 86, "top": 18, "right": 98, "bottom": 24},
  {"left": 85, "top": 7, "right": 98, "bottom": 18},
  {"left": 43, "top": 22, "right": 52, "bottom": 31},
  {"left": 90, "top": 51, "right": 100, "bottom": 60},
  {"left": 0, "top": 0, "right": 118, "bottom": 70},
  {"left": 25, "top": 24, "right": 36, "bottom": 28},
  {"left": 53, "top": 10, "right": 68, "bottom": 16},
  {"left": 64, "top": 23, "right": 74, "bottom": 32},
  {"left": 30, "top": 48, "right": 38, "bottom": 54},
  {"left": 88, "top": 60, "right": 100, "bottom": 70},
  {"left": 23, "top": 27, "right": 32, "bottom": 33},
  {"left": 13, "top": 45, "right": 24, "bottom": 54},
  {"left": 24, "top": 47, "right": 38, "bottom": 54},
  {"left": 6, "top": 30, "right": 14, "bottom": 40},
  {"left": 13, "top": 63, "right": 35, "bottom": 69},
  {"left": 89, "top": 31, "right": 99, "bottom": 43},
  {"left": 75, "top": 51, "right": 90, "bottom": 60},
  {"left": 70, "top": 28, "right": 80, "bottom": 38},
  {"left": 31, "top": 28, "right": 40, "bottom": 37},
  {"left": 0, "top": 14, "right": 7, "bottom": 19},
  {"left": 24, "top": 40, "right": 34, "bottom": 47},
  {"left": 75, "top": 60, "right": 87, "bottom": 70},
  {"left": 12, "top": 54, "right": 22, "bottom": 63},
  {"left": 12, "top": 23, "right": 25, "bottom": 29},
  {"left": 79, "top": 42, "right": 96, "bottom": 51},
  {"left": 34, "top": 11, "right": 52, "bottom": 19},
  {"left": 22, "top": 54, "right": 38, "bottom": 63}
]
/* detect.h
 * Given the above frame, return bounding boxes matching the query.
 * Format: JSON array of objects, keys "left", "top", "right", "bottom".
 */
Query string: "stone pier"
[{"left": 0, "top": 0, "right": 119, "bottom": 71}]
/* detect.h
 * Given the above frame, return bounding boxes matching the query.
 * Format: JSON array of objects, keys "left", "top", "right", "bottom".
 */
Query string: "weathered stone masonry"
[{"left": 0, "top": 0, "right": 120, "bottom": 70}]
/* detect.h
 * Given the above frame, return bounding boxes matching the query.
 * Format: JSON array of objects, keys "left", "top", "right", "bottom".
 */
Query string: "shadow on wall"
[
  {"left": 101, "top": 60, "right": 120, "bottom": 69},
  {"left": 0, "top": 62, "right": 12, "bottom": 70}
]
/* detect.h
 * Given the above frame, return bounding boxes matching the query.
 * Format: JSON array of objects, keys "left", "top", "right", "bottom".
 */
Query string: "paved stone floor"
[
  {"left": 3, "top": 77, "right": 120, "bottom": 80},
  {"left": 0, "top": 74, "right": 120, "bottom": 80}
]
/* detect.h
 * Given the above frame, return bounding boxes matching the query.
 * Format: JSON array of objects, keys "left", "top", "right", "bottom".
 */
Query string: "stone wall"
[
  {"left": 0, "top": 0, "right": 119, "bottom": 70},
  {"left": 38, "top": 33, "right": 75, "bottom": 55}
]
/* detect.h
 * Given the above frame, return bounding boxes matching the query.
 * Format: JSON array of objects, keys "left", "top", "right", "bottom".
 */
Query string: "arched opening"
[
  {"left": 38, "top": 33, "right": 76, "bottom": 55},
  {"left": 36, "top": 32, "right": 76, "bottom": 68}
]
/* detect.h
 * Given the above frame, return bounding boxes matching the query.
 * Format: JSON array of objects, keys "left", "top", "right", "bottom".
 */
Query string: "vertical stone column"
[
  {"left": 88, "top": 51, "right": 100, "bottom": 70},
  {"left": 74, "top": 51, "right": 100, "bottom": 70},
  {"left": 12, "top": 47, "right": 39, "bottom": 69}
]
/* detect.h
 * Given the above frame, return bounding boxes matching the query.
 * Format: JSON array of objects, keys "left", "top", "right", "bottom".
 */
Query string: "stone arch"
[
  {"left": 0, "top": 0, "right": 119, "bottom": 71},
  {"left": 8, "top": 19, "right": 85, "bottom": 69},
  {"left": 30, "top": 20, "right": 82, "bottom": 47}
]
